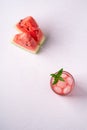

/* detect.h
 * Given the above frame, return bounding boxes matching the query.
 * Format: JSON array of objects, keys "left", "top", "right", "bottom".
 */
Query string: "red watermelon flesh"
[
  {"left": 13, "top": 32, "right": 45, "bottom": 53},
  {"left": 16, "top": 16, "right": 38, "bottom": 32},
  {"left": 13, "top": 16, "right": 45, "bottom": 53}
]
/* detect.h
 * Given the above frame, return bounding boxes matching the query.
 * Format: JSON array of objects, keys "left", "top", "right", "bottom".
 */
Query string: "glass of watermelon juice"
[{"left": 50, "top": 71, "right": 75, "bottom": 96}]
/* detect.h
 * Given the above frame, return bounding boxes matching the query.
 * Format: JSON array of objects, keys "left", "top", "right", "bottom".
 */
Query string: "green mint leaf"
[
  {"left": 50, "top": 74, "right": 56, "bottom": 77},
  {"left": 56, "top": 68, "right": 63, "bottom": 77},
  {"left": 52, "top": 78, "right": 59, "bottom": 85},
  {"left": 50, "top": 68, "right": 65, "bottom": 85},
  {"left": 59, "top": 77, "right": 65, "bottom": 81}
]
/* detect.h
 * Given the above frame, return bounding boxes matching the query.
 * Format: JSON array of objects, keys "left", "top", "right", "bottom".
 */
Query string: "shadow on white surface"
[
  {"left": 38, "top": 17, "right": 66, "bottom": 55},
  {"left": 69, "top": 81, "right": 87, "bottom": 99}
]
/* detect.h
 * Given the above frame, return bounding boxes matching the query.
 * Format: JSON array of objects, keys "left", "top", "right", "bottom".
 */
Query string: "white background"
[{"left": 0, "top": 0, "right": 87, "bottom": 130}]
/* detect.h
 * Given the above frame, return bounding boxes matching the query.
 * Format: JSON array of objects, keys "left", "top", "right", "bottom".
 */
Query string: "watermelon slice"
[
  {"left": 16, "top": 16, "right": 39, "bottom": 33},
  {"left": 12, "top": 16, "right": 45, "bottom": 53},
  {"left": 50, "top": 69, "right": 75, "bottom": 96}
]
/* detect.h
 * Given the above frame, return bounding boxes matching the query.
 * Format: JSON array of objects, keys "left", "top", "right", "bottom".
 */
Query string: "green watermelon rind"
[{"left": 12, "top": 35, "right": 45, "bottom": 53}]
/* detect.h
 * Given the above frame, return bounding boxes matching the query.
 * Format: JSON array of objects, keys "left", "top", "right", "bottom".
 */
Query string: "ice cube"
[
  {"left": 62, "top": 73, "right": 67, "bottom": 78},
  {"left": 57, "top": 80, "right": 66, "bottom": 88},
  {"left": 67, "top": 77, "right": 73, "bottom": 85},
  {"left": 63, "top": 85, "right": 71, "bottom": 94},
  {"left": 54, "top": 86, "right": 62, "bottom": 94}
]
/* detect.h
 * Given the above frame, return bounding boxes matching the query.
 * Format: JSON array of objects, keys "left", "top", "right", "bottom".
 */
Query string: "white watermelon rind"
[{"left": 12, "top": 35, "right": 46, "bottom": 54}]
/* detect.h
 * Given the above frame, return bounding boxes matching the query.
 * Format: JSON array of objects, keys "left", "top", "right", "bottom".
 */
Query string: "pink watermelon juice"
[{"left": 50, "top": 70, "right": 75, "bottom": 95}]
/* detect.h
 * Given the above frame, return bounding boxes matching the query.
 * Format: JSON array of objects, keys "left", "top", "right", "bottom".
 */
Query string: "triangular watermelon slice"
[
  {"left": 16, "top": 16, "right": 39, "bottom": 33},
  {"left": 12, "top": 16, "right": 45, "bottom": 53}
]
